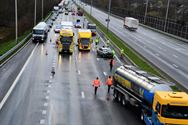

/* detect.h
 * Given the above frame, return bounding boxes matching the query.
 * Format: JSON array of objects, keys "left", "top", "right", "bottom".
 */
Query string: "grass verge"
[
  {"left": 0, "top": 30, "right": 30, "bottom": 56},
  {"left": 83, "top": 9, "right": 180, "bottom": 91}
]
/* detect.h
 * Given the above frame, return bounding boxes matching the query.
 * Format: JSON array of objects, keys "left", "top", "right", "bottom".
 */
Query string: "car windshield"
[
  {"left": 102, "top": 48, "right": 111, "bottom": 52},
  {"left": 56, "top": 25, "right": 61, "bottom": 29},
  {"left": 88, "top": 25, "right": 96, "bottom": 29},
  {"left": 161, "top": 105, "right": 188, "bottom": 119},
  {"left": 60, "top": 37, "right": 72, "bottom": 43},
  {"left": 33, "top": 30, "right": 43, "bottom": 34},
  {"left": 80, "top": 38, "right": 90, "bottom": 45}
]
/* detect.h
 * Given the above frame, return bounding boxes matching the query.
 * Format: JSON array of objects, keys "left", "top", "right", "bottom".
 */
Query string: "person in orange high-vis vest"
[
  {"left": 106, "top": 76, "right": 113, "bottom": 93},
  {"left": 92, "top": 77, "right": 101, "bottom": 95}
]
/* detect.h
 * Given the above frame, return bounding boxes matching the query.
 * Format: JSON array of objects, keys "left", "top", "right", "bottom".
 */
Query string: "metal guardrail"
[
  {"left": 0, "top": 33, "right": 32, "bottom": 65},
  {"left": 0, "top": 12, "right": 52, "bottom": 67}
]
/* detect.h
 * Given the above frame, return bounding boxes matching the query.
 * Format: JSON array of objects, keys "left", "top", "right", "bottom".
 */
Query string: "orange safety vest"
[
  {"left": 106, "top": 78, "right": 113, "bottom": 85},
  {"left": 93, "top": 79, "right": 101, "bottom": 87}
]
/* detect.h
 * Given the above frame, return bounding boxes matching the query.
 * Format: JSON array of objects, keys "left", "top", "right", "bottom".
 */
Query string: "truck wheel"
[
  {"left": 118, "top": 93, "right": 121, "bottom": 102},
  {"left": 113, "top": 90, "right": 118, "bottom": 100},
  {"left": 122, "top": 96, "right": 127, "bottom": 106},
  {"left": 140, "top": 112, "right": 144, "bottom": 121}
]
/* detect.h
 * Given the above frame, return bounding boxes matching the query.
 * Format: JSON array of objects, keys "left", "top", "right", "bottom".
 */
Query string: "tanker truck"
[{"left": 113, "top": 65, "right": 188, "bottom": 125}]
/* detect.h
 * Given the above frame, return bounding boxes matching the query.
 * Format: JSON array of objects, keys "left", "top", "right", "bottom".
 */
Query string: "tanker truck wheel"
[
  {"left": 122, "top": 94, "right": 129, "bottom": 106},
  {"left": 113, "top": 90, "right": 118, "bottom": 100},
  {"left": 140, "top": 112, "right": 144, "bottom": 121},
  {"left": 118, "top": 93, "right": 122, "bottom": 102}
]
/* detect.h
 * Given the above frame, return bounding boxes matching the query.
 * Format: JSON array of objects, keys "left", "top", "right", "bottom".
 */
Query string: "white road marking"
[
  {"left": 172, "top": 64, "right": 178, "bottom": 68},
  {"left": 0, "top": 43, "right": 39, "bottom": 110},
  {"left": 78, "top": 70, "right": 81, "bottom": 75},
  {"left": 49, "top": 80, "right": 52, "bottom": 83},
  {"left": 81, "top": 91, "right": 85, "bottom": 98},
  {"left": 46, "top": 90, "right": 50, "bottom": 94},
  {"left": 97, "top": 58, "right": 99, "bottom": 61},
  {"left": 40, "top": 119, "right": 45, "bottom": 124},
  {"left": 50, "top": 76, "right": 53, "bottom": 79},
  {"left": 45, "top": 96, "right": 49, "bottom": 100},
  {"left": 44, "top": 102, "right": 48, "bottom": 107},
  {"left": 115, "top": 55, "right": 123, "bottom": 65},
  {"left": 173, "top": 54, "right": 178, "bottom": 58},
  {"left": 42, "top": 110, "right": 47, "bottom": 115},
  {"left": 48, "top": 85, "right": 51, "bottom": 88},
  {"left": 155, "top": 53, "right": 159, "bottom": 56},
  {"left": 103, "top": 72, "right": 107, "bottom": 76}
]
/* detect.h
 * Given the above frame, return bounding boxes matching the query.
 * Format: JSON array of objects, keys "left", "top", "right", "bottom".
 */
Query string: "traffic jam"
[{"left": 31, "top": 0, "right": 188, "bottom": 125}]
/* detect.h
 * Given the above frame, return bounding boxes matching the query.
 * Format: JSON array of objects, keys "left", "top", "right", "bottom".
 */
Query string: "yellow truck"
[
  {"left": 58, "top": 29, "right": 74, "bottom": 54},
  {"left": 151, "top": 91, "right": 188, "bottom": 125},
  {"left": 113, "top": 65, "right": 188, "bottom": 125},
  {"left": 77, "top": 29, "right": 92, "bottom": 51}
]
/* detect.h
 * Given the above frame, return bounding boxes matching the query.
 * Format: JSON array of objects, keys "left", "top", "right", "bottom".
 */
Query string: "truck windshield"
[
  {"left": 161, "top": 105, "right": 188, "bottom": 119},
  {"left": 88, "top": 25, "right": 96, "bottom": 29},
  {"left": 80, "top": 38, "right": 90, "bottom": 45},
  {"left": 60, "top": 37, "right": 72, "bottom": 43},
  {"left": 33, "top": 30, "right": 43, "bottom": 35}
]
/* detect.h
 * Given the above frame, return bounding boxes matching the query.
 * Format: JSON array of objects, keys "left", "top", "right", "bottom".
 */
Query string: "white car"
[{"left": 54, "top": 25, "right": 62, "bottom": 33}]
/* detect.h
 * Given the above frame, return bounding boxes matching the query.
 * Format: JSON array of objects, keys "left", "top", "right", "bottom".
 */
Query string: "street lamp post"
[
  {"left": 107, "top": 0, "right": 112, "bottom": 33},
  {"left": 34, "top": 0, "right": 37, "bottom": 26},
  {"left": 90, "top": 0, "right": 92, "bottom": 15},
  {"left": 144, "top": 0, "right": 149, "bottom": 24},
  {"left": 42, "top": 0, "right": 44, "bottom": 20},
  {"left": 164, "top": 0, "right": 170, "bottom": 32},
  {"left": 15, "top": 0, "right": 18, "bottom": 44}
]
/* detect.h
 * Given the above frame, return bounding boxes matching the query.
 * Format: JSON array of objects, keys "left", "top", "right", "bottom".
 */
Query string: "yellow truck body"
[
  {"left": 58, "top": 29, "right": 74, "bottom": 54},
  {"left": 152, "top": 91, "right": 188, "bottom": 125},
  {"left": 78, "top": 29, "right": 92, "bottom": 51}
]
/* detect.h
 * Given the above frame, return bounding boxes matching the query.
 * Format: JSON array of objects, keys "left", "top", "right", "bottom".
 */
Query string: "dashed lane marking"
[
  {"left": 78, "top": 70, "right": 81, "bottom": 75},
  {"left": 40, "top": 119, "right": 45, "bottom": 124},
  {"left": 45, "top": 96, "right": 49, "bottom": 100},
  {"left": 173, "top": 54, "right": 178, "bottom": 58},
  {"left": 46, "top": 90, "right": 50, "bottom": 94},
  {"left": 81, "top": 91, "right": 85, "bottom": 98},
  {"left": 43, "top": 102, "right": 48, "bottom": 107},
  {"left": 48, "top": 85, "right": 51, "bottom": 88},
  {"left": 103, "top": 72, "right": 107, "bottom": 76},
  {"left": 42, "top": 110, "right": 47, "bottom": 115},
  {"left": 97, "top": 58, "right": 99, "bottom": 61},
  {"left": 155, "top": 53, "right": 159, "bottom": 57},
  {"left": 172, "top": 64, "right": 178, "bottom": 68}
]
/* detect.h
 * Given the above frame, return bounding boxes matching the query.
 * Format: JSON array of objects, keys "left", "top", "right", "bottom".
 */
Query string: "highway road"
[
  {"left": 0, "top": 8, "right": 142, "bottom": 125},
  {"left": 80, "top": 2, "right": 188, "bottom": 90}
]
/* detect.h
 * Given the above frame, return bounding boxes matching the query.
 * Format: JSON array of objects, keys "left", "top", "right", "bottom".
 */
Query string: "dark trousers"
[
  {"left": 108, "top": 85, "right": 111, "bottom": 93},
  {"left": 94, "top": 87, "right": 98, "bottom": 95},
  {"left": 110, "top": 64, "right": 113, "bottom": 72}
]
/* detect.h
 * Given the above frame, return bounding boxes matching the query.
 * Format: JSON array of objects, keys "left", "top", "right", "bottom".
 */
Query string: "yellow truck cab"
[
  {"left": 152, "top": 91, "right": 188, "bottom": 125},
  {"left": 58, "top": 29, "right": 74, "bottom": 54},
  {"left": 77, "top": 29, "right": 92, "bottom": 51}
]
